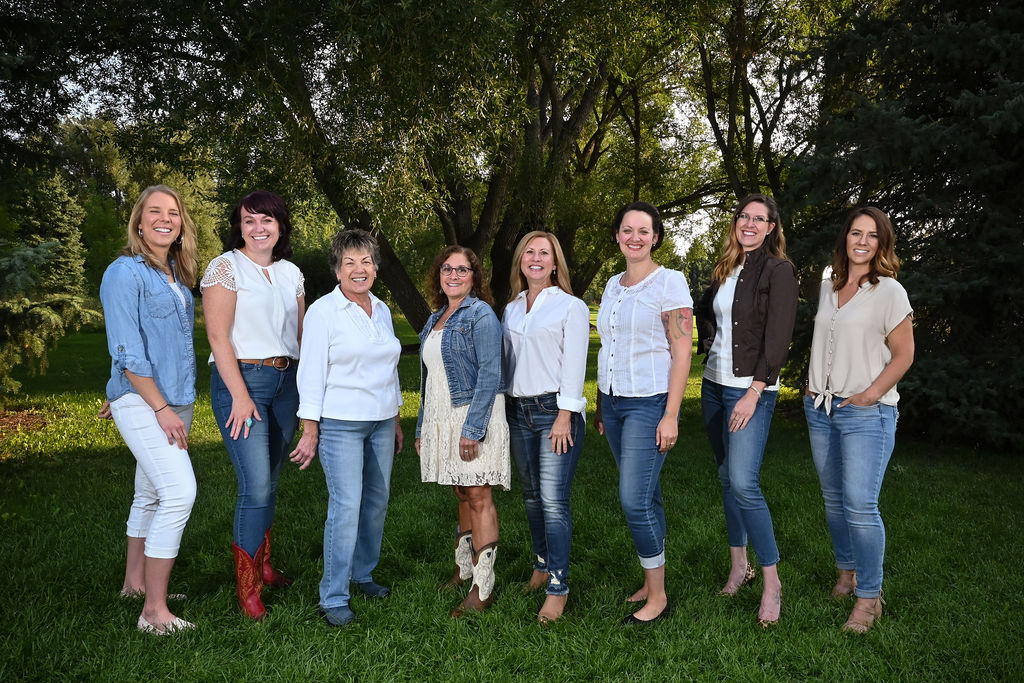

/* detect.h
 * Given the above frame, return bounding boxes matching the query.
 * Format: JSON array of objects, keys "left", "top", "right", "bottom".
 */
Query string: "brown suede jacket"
[{"left": 695, "top": 243, "right": 799, "bottom": 386}]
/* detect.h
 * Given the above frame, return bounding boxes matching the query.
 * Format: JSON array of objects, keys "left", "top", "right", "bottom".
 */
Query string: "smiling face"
[
  {"left": 440, "top": 252, "right": 474, "bottom": 303},
  {"left": 137, "top": 191, "right": 182, "bottom": 255},
  {"left": 617, "top": 210, "right": 656, "bottom": 263},
  {"left": 734, "top": 201, "right": 774, "bottom": 252},
  {"left": 239, "top": 207, "right": 280, "bottom": 258},
  {"left": 520, "top": 235, "right": 555, "bottom": 288},
  {"left": 337, "top": 248, "right": 376, "bottom": 300},
  {"left": 846, "top": 214, "right": 879, "bottom": 268}
]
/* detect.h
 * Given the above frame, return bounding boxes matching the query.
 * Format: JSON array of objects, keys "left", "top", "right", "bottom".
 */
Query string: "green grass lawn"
[{"left": 1, "top": 316, "right": 1022, "bottom": 680}]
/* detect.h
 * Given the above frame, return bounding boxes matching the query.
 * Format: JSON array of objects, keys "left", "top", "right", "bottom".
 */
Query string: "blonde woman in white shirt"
[
  {"left": 502, "top": 231, "right": 589, "bottom": 625},
  {"left": 201, "top": 190, "right": 305, "bottom": 621},
  {"left": 595, "top": 201, "right": 694, "bottom": 625},
  {"left": 804, "top": 207, "right": 914, "bottom": 634},
  {"left": 289, "top": 229, "right": 403, "bottom": 627}
]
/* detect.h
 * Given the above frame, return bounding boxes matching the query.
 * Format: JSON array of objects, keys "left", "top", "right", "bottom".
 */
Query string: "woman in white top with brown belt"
[
  {"left": 804, "top": 207, "right": 914, "bottom": 634},
  {"left": 201, "top": 190, "right": 305, "bottom": 621}
]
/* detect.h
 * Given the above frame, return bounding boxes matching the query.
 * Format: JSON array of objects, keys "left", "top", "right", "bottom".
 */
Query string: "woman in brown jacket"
[{"left": 696, "top": 194, "right": 798, "bottom": 627}]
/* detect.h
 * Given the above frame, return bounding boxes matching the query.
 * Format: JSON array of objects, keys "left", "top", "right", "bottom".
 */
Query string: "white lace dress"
[{"left": 419, "top": 329, "right": 510, "bottom": 489}]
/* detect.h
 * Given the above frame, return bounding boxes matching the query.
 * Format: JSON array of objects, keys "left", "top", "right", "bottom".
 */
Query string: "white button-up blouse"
[
  {"left": 597, "top": 267, "right": 693, "bottom": 397},
  {"left": 502, "top": 286, "right": 590, "bottom": 413}
]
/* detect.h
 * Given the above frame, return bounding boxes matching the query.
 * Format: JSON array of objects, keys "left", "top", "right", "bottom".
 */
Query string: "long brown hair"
[
  {"left": 122, "top": 185, "right": 199, "bottom": 288},
  {"left": 507, "top": 231, "right": 574, "bottom": 302},
  {"left": 427, "top": 245, "right": 493, "bottom": 309},
  {"left": 711, "top": 193, "right": 788, "bottom": 285},
  {"left": 830, "top": 206, "right": 901, "bottom": 291}
]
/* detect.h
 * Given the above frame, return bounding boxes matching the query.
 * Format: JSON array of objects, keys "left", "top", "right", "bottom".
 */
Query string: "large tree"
[{"left": 785, "top": 0, "right": 1024, "bottom": 449}]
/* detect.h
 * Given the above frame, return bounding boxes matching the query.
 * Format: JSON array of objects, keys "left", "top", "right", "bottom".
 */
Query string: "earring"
[
  {"left": 138, "top": 229, "right": 143, "bottom": 236},
  {"left": 552, "top": 267, "right": 557, "bottom": 274}
]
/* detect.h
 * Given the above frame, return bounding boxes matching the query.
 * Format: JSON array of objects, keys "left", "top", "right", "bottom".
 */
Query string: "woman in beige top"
[{"left": 803, "top": 207, "right": 914, "bottom": 634}]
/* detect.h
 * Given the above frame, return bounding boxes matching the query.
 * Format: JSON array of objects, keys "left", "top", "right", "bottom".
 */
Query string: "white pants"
[{"left": 110, "top": 393, "right": 197, "bottom": 559}]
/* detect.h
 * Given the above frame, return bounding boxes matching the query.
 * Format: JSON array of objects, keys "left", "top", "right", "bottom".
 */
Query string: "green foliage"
[{"left": 784, "top": 0, "right": 1024, "bottom": 450}]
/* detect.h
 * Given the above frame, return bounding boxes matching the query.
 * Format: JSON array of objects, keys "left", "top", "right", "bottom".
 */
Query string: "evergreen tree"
[{"left": 785, "top": 0, "right": 1024, "bottom": 450}]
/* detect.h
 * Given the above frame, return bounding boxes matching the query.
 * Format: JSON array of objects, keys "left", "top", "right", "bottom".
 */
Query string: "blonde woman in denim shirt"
[
  {"left": 100, "top": 185, "right": 198, "bottom": 635},
  {"left": 415, "top": 246, "right": 509, "bottom": 617}
]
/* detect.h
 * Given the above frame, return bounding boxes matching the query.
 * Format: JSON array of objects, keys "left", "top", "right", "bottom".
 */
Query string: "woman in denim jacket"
[
  {"left": 415, "top": 246, "right": 509, "bottom": 617},
  {"left": 696, "top": 193, "right": 798, "bottom": 628},
  {"left": 100, "top": 185, "right": 199, "bottom": 635}
]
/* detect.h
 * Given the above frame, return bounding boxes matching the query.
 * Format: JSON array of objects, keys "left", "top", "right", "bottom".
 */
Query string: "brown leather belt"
[{"left": 238, "top": 356, "right": 295, "bottom": 370}]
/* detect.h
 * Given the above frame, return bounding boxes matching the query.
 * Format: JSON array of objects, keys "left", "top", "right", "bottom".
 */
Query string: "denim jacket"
[
  {"left": 100, "top": 255, "right": 197, "bottom": 404},
  {"left": 416, "top": 296, "right": 506, "bottom": 440}
]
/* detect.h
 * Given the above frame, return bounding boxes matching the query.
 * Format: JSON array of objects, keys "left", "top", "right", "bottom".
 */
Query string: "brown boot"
[
  {"left": 261, "top": 528, "right": 293, "bottom": 588},
  {"left": 232, "top": 542, "right": 266, "bottom": 621},
  {"left": 451, "top": 542, "right": 497, "bottom": 617},
  {"left": 440, "top": 528, "right": 473, "bottom": 590}
]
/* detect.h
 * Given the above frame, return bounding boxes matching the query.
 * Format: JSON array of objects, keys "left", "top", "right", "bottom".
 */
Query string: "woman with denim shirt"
[
  {"left": 804, "top": 207, "right": 914, "bottom": 634},
  {"left": 201, "top": 190, "right": 305, "bottom": 621},
  {"left": 290, "top": 229, "right": 404, "bottom": 627},
  {"left": 595, "top": 201, "right": 693, "bottom": 625},
  {"left": 101, "top": 185, "right": 199, "bottom": 635},
  {"left": 696, "top": 193, "right": 798, "bottom": 627},
  {"left": 502, "top": 231, "right": 589, "bottom": 625},
  {"left": 415, "top": 246, "right": 509, "bottom": 617}
]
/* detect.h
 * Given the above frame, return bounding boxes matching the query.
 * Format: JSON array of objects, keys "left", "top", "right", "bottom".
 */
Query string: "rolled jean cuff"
[
  {"left": 639, "top": 550, "right": 666, "bottom": 570},
  {"left": 546, "top": 576, "right": 570, "bottom": 597},
  {"left": 143, "top": 543, "right": 180, "bottom": 560},
  {"left": 837, "top": 561, "right": 856, "bottom": 571}
]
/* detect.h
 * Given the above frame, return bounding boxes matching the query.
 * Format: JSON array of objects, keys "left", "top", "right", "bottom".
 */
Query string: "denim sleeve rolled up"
[{"left": 100, "top": 256, "right": 196, "bottom": 405}]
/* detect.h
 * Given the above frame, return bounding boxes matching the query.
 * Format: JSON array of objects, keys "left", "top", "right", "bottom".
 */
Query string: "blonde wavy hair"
[
  {"left": 507, "top": 231, "right": 574, "bottom": 302},
  {"left": 122, "top": 185, "right": 199, "bottom": 288}
]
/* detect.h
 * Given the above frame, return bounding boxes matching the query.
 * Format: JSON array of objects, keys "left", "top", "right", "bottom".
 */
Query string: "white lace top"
[
  {"left": 418, "top": 329, "right": 510, "bottom": 489},
  {"left": 200, "top": 250, "right": 304, "bottom": 361}
]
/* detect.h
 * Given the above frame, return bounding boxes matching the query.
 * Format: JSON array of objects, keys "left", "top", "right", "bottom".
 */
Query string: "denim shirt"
[
  {"left": 100, "top": 255, "right": 197, "bottom": 405},
  {"left": 416, "top": 296, "right": 506, "bottom": 440}
]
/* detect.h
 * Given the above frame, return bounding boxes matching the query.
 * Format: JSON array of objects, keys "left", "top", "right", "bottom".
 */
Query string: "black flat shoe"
[{"left": 621, "top": 603, "right": 669, "bottom": 625}]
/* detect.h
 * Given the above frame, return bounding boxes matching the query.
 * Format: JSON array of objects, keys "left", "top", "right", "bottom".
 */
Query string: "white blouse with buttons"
[{"left": 597, "top": 266, "right": 693, "bottom": 397}]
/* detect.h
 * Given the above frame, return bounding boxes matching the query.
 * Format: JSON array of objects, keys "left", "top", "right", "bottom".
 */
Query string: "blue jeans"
[
  {"left": 701, "top": 380, "right": 781, "bottom": 567},
  {"left": 211, "top": 362, "right": 299, "bottom": 555},
  {"left": 507, "top": 394, "right": 584, "bottom": 596},
  {"left": 318, "top": 417, "right": 395, "bottom": 610},
  {"left": 804, "top": 395, "right": 897, "bottom": 598},
  {"left": 599, "top": 392, "right": 668, "bottom": 569}
]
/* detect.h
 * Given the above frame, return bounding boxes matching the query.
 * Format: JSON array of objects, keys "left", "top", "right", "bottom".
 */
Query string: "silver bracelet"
[{"left": 748, "top": 386, "right": 762, "bottom": 397}]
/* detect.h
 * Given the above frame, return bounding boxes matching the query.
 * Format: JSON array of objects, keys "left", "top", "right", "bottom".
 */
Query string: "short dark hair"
[
  {"left": 426, "top": 245, "right": 493, "bottom": 309},
  {"left": 225, "top": 190, "right": 294, "bottom": 261},
  {"left": 609, "top": 201, "right": 664, "bottom": 252},
  {"left": 329, "top": 229, "right": 381, "bottom": 272}
]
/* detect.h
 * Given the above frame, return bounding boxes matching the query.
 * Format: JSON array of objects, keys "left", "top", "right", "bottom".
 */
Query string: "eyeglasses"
[
  {"left": 737, "top": 212, "right": 771, "bottom": 225},
  {"left": 440, "top": 264, "right": 474, "bottom": 277}
]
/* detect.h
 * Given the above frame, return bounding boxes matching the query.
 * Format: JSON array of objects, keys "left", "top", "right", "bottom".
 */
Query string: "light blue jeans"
[
  {"left": 318, "top": 417, "right": 395, "bottom": 610},
  {"left": 701, "top": 380, "right": 781, "bottom": 567},
  {"left": 599, "top": 392, "right": 668, "bottom": 569},
  {"left": 804, "top": 395, "right": 897, "bottom": 598},
  {"left": 211, "top": 362, "right": 299, "bottom": 555},
  {"left": 507, "top": 393, "right": 584, "bottom": 596}
]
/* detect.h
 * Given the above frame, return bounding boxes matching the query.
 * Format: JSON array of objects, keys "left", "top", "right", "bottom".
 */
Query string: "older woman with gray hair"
[{"left": 291, "top": 229, "right": 404, "bottom": 627}]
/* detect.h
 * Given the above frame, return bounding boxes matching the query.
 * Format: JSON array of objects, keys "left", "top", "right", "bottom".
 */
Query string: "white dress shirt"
[
  {"left": 200, "top": 249, "right": 304, "bottom": 361},
  {"left": 296, "top": 287, "right": 402, "bottom": 422},
  {"left": 502, "top": 286, "right": 590, "bottom": 413},
  {"left": 597, "top": 266, "right": 693, "bottom": 397}
]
